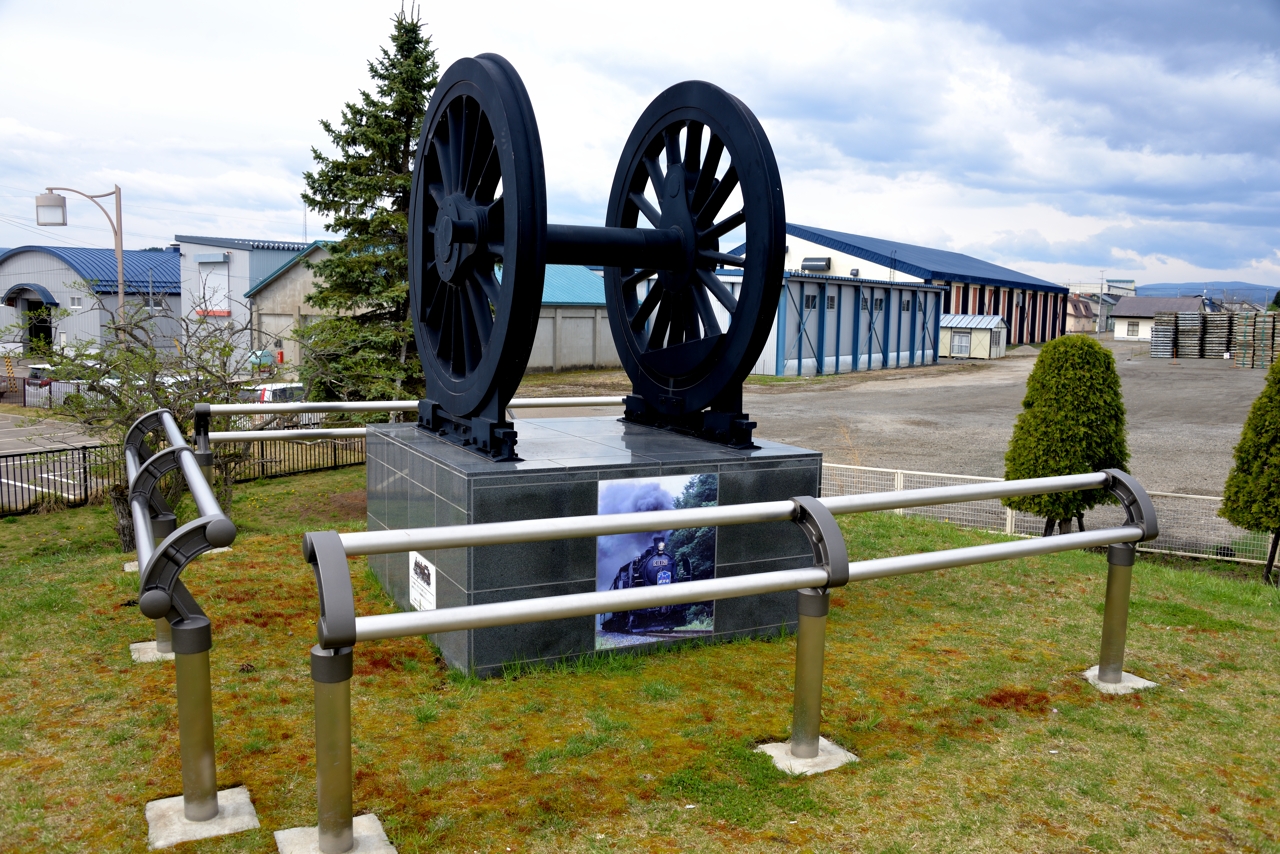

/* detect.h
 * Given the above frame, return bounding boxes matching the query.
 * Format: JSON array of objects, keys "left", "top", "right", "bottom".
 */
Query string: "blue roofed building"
[
  {"left": 775, "top": 224, "right": 1068, "bottom": 347},
  {"left": 0, "top": 245, "right": 181, "bottom": 352}
]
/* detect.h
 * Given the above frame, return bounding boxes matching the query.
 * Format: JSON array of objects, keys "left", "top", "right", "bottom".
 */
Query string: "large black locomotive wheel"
[
  {"left": 604, "top": 81, "right": 786, "bottom": 416},
  {"left": 408, "top": 53, "right": 547, "bottom": 417}
]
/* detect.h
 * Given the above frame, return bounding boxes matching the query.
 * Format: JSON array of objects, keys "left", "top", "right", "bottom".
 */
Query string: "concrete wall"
[
  {"left": 250, "top": 247, "right": 331, "bottom": 369},
  {"left": 527, "top": 305, "right": 620, "bottom": 371}
]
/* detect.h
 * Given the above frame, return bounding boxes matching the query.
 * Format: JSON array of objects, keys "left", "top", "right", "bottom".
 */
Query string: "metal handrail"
[
  {"left": 335, "top": 472, "right": 1118, "bottom": 557},
  {"left": 205, "top": 395, "right": 625, "bottom": 416}
]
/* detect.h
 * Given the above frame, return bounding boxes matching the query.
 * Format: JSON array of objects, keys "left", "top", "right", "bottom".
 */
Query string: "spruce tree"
[
  {"left": 300, "top": 6, "right": 438, "bottom": 401},
  {"left": 1220, "top": 358, "right": 1280, "bottom": 583},
  {"left": 1002, "top": 335, "right": 1130, "bottom": 534}
]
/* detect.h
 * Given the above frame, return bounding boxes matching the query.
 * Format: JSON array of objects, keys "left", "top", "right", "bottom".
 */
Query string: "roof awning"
[{"left": 2, "top": 283, "right": 59, "bottom": 308}]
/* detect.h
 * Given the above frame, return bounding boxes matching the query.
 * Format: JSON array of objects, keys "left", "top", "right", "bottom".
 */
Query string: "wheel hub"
[{"left": 433, "top": 195, "right": 486, "bottom": 283}]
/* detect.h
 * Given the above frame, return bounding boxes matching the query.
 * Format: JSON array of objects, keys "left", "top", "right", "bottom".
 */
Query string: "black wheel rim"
[
  {"left": 604, "top": 81, "right": 785, "bottom": 415},
  {"left": 409, "top": 54, "right": 546, "bottom": 417}
]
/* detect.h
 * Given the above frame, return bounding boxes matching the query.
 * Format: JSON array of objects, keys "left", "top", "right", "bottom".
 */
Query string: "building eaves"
[
  {"left": 176, "top": 235, "right": 311, "bottom": 253},
  {"left": 940, "top": 313, "right": 1007, "bottom": 329},
  {"left": 1110, "top": 296, "right": 1203, "bottom": 318},
  {"left": 244, "top": 241, "right": 334, "bottom": 298},
  {"left": 542, "top": 265, "right": 607, "bottom": 305}
]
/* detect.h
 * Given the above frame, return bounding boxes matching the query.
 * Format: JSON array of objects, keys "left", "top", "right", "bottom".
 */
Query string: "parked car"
[{"left": 235, "top": 383, "right": 321, "bottom": 428}]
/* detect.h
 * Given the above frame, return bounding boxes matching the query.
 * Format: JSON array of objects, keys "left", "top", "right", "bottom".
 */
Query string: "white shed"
[{"left": 939, "top": 314, "right": 1007, "bottom": 359}]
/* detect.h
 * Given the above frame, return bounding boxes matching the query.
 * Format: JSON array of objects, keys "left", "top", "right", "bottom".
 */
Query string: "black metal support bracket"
[
  {"left": 124, "top": 409, "right": 169, "bottom": 457},
  {"left": 622, "top": 394, "right": 758, "bottom": 449},
  {"left": 792, "top": 495, "right": 849, "bottom": 588},
  {"left": 192, "top": 403, "right": 213, "bottom": 469},
  {"left": 1103, "top": 469, "right": 1159, "bottom": 542},
  {"left": 304, "top": 530, "right": 357, "bottom": 650},
  {"left": 138, "top": 512, "right": 237, "bottom": 619},
  {"left": 417, "top": 398, "right": 520, "bottom": 462}
]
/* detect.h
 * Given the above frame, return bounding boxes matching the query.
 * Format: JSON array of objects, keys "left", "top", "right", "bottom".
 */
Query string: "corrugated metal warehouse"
[
  {"left": 771, "top": 224, "right": 1069, "bottom": 349},
  {"left": 0, "top": 245, "right": 181, "bottom": 352},
  {"left": 528, "top": 266, "right": 620, "bottom": 371}
]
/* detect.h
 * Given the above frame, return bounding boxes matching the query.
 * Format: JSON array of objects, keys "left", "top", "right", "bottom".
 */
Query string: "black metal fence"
[
  {"left": 0, "top": 436, "right": 367, "bottom": 515},
  {"left": 0, "top": 378, "right": 85, "bottom": 408}
]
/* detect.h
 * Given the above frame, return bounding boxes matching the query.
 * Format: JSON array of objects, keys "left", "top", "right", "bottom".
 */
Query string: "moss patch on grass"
[{"left": 0, "top": 476, "right": 1277, "bottom": 852}]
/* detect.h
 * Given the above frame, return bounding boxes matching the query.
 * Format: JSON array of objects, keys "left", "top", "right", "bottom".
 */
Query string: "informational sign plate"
[{"left": 409, "top": 551, "right": 437, "bottom": 612}]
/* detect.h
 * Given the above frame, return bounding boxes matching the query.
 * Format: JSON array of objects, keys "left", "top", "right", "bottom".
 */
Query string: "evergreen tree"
[
  {"left": 1002, "top": 335, "right": 1130, "bottom": 535},
  {"left": 1269, "top": 290, "right": 1280, "bottom": 310},
  {"left": 1220, "top": 358, "right": 1280, "bottom": 584},
  {"left": 300, "top": 6, "right": 438, "bottom": 402}
]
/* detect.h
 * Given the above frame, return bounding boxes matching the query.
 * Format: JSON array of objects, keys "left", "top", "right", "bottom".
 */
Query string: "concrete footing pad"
[
  {"left": 274, "top": 814, "right": 396, "bottom": 853},
  {"left": 756, "top": 737, "right": 858, "bottom": 775},
  {"left": 124, "top": 560, "right": 139, "bottom": 573},
  {"left": 131, "top": 641, "right": 173, "bottom": 663},
  {"left": 1083, "top": 665, "right": 1158, "bottom": 695},
  {"left": 145, "top": 786, "right": 259, "bottom": 849}
]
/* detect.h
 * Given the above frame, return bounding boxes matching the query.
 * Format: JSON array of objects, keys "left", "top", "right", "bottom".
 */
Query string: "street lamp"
[{"left": 35, "top": 184, "right": 125, "bottom": 336}]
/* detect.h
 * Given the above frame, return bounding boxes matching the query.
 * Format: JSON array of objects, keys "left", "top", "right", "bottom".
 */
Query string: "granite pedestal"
[{"left": 365, "top": 417, "right": 822, "bottom": 676}]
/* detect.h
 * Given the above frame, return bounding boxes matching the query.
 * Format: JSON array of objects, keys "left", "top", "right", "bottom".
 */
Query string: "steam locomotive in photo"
[{"left": 600, "top": 536, "right": 694, "bottom": 634}]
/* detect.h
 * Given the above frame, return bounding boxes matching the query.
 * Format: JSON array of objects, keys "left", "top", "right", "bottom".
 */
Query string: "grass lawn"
[{"left": 0, "top": 467, "right": 1277, "bottom": 853}]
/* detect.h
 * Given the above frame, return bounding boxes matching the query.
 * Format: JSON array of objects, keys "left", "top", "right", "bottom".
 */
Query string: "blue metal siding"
[{"left": 0, "top": 246, "right": 180, "bottom": 294}]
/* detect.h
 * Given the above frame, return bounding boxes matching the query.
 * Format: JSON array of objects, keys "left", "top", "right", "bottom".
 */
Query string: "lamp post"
[{"left": 36, "top": 185, "right": 125, "bottom": 337}]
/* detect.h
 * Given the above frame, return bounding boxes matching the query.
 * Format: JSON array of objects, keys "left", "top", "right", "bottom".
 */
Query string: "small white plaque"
[{"left": 409, "top": 551, "right": 437, "bottom": 612}]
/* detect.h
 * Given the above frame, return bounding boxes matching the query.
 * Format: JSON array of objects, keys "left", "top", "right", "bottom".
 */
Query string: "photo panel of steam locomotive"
[{"left": 595, "top": 473, "right": 718, "bottom": 650}]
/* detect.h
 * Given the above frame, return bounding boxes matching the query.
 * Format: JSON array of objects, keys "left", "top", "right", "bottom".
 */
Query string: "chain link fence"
[{"left": 821, "top": 463, "right": 1272, "bottom": 565}]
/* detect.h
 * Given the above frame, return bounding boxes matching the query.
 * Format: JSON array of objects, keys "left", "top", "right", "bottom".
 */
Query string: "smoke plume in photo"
[{"left": 596, "top": 479, "right": 676, "bottom": 593}]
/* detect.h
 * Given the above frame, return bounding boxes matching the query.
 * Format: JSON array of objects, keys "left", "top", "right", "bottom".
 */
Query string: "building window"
[
  {"left": 951, "top": 331, "right": 971, "bottom": 357},
  {"left": 69, "top": 296, "right": 83, "bottom": 309},
  {"left": 873, "top": 298, "right": 884, "bottom": 311},
  {"left": 1127, "top": 320, "right": 1139, "bottom": 337},
  {"left": 991, "top": 330, "right": 1002, "bottom": 348},
  {"left": 902, "top": 298, "right": 911, "bottom": 312},
  {"left": 826, "top": 295, "right": 836, "bottom": 310},
  {"left": 803, "top": 294, "right": 818, "bottom": 310},
  {"left": 861, "top": 297, "right": 868, "bottom": 310}
]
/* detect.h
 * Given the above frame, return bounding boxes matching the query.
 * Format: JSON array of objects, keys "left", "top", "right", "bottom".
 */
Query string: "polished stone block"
[{"left": 366, "top": 417, "right": 821, "bottom": 676}]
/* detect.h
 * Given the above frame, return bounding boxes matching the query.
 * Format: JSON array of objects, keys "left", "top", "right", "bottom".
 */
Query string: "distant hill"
[{"left": 1137, "top": 281, "right": 1279, "bottom": 305}]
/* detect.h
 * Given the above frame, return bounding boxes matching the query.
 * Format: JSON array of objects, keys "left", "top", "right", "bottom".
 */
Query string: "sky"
[{"left": 1, "top": 0, "right": 1277, "bottom": 287}]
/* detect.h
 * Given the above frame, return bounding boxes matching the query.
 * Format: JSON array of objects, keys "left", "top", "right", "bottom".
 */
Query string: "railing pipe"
[
  {"left": 355, "top": 567, "right": 829, "bottom": 642},
  {"left": 336, "top": 473, "right": 1113, "bottom": 557},
  {"left": 205, "top": 396, "right": 625, "bottom": 417},
  {"left": 208, "top": 428, "right": 367, "bottom": 444}
]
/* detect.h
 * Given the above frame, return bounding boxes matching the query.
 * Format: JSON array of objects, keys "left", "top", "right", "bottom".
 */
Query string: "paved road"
[{"left": 0, "top": 411, "right": 96, "bottom": 455}]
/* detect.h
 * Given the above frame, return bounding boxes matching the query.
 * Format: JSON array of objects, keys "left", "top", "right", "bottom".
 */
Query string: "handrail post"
[
  {"left": 312, "top": 645, "right": 354, "bottom": 853},
  {"left": 193, "top": 403, "right": 214, "bottom": 488},
  {"left": 790, "top": 588, "right": 829, "bottom": 758},
  {"left": 1097, "top": 542, "right": 1135, "bottom": 683},
  {"left": 172, "top": 611, "right": 217, "bottom": 820}
]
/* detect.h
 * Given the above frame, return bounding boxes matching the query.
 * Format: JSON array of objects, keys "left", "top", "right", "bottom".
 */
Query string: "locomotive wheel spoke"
[
  {"left": 476, "top": 268, "right": 501, "bottom": 307},
  {"left": 691, "top": 281, "right": 721, "bottom": 336},
  {"left": 643, "top": 155, "right": 665, "bottom": 198},
  {"left": 467, "top": 278, "right": 495, "bottom": 339},
  {"left": 427, "top": 182, "right": 445, "bottom": 205},
  {"left": 664, "top": 126, "right": 682, "bottom": 172},
  {"left": 697, "top": 268, "right": 738, "bottom": 312},
  {"left": 690, "top": 135, "right": 724, "bottom": 213},
  {"left": 648, "top": 296, "right": 672, "bottom": 349},
  {"left": 433, "top": 135, "right": 454, "bottom": 194},
  {"left": 630, "top": 281, "right": 665, "bottom": 332},
  {"left": 436, "top": 288, "right": 455, "bottom": 362},
  {"left": 622, "top": 268, "right": 656, "bottom": 290},
  {"left": 684, "top": 122, "right": 703, "bottom": 170},
  {"left": 698, "top": 165, "right": 739, "bottom": 226},
  {"left": 446, "top": 104, "right": 464, "bottom": 194},
  {"left": 698, "top": 250, "right": 746, "bottom": 268},
  {"left": 681, "top": 292, "right": 701, "bottom": 341},
  {"left": 629, "top": 192, "right": 662, "bottom": 228},
  {"left": 466, "top": 123, "right": 495, "bottom": 197},
  {"left": 702, "top": 208, "right": 745, "bottom": 241},
  {"left": 458, "top": 101, "right": 479, "bottom": 195}
]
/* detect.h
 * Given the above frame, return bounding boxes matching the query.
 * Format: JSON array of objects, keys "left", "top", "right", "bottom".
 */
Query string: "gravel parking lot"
[
  {"left": 517, "top": 336, "right": 1268, "bottom": 497},
  {"left": 743, "top": 338, "right": 1266, "bottom": 496}
]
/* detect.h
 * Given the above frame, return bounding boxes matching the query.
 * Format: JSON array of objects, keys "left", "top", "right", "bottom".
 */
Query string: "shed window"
[
  {"left": 873, "top": 298, "right": 884, "bottom": 312},
  {"left": 861, "top": 297, "right": 868, "bottom": 310},
  {"left": 69, "top": 296, "right": 83, "bottom": 309},
  {"left": 951, "top": 331, "right": 971, "bottom": 357},
  {"left": 826, "top": 295, "right": 836, "bottom": 310},
  {"left": 991, "top": 330, "right": 1002, "bottom": 348},
  {"left": 1126, "top": 321, "right": 1139, "bottom": 337},
  {"left": 902, "top": 298, "right": 911, "bottom": 312},
  {"left": 803, "top": 294, "right": 818, "bottom": 310}
]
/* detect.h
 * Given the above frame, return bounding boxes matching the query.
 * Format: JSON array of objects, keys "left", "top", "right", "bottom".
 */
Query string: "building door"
[{"left": 23, "top": 298, "right": 52, "bottom": 353}]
